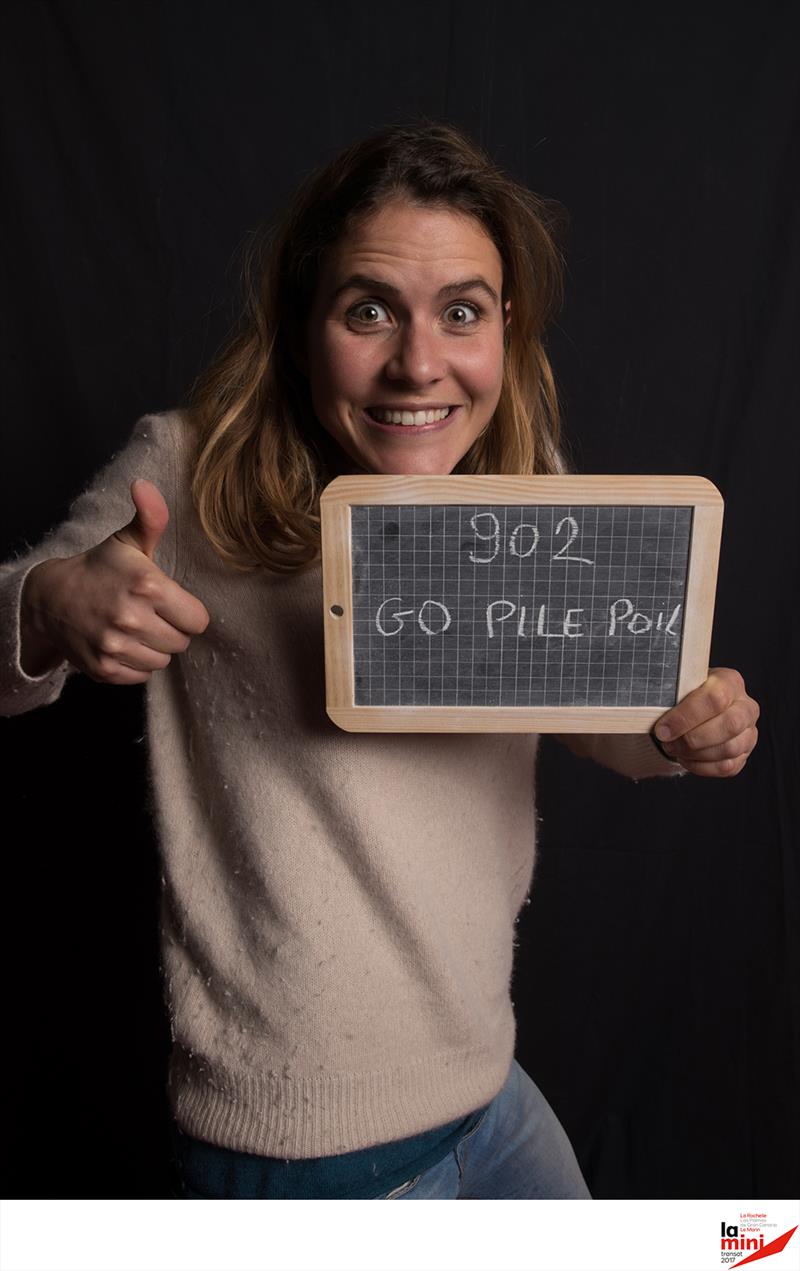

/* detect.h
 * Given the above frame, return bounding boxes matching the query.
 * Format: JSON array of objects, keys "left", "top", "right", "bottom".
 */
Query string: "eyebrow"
[{"left": 331, "top": 273, "right": 500, "bottom": 306}]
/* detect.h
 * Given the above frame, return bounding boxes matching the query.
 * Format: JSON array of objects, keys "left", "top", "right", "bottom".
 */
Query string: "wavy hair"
[{"left": 184, "top": 118, "right": 569, "bottom": 574}]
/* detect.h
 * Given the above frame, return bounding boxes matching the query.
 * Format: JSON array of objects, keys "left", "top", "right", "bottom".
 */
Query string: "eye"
[
  {"left": 444, "top": 302, "right": 481, "bottom": 326},
  {"left": 347, "top": 300, "right": 390, "bottom": 324}
]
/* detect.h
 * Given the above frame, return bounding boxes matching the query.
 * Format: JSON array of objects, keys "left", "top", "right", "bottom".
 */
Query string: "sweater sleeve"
[
  {"left": 0, "top": 411, "right": 180, "bottom": 718},
  {"left": 552, "top": 731, "right": 689, "bottom": 780}
]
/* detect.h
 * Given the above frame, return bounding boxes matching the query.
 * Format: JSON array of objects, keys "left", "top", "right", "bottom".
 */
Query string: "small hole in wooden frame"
[{"left": 330, "top": 604, "right": 344, "bottom": 617}]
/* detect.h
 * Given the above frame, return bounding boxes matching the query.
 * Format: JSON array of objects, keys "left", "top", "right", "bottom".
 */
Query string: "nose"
[{"left": 384, "top": 319, "right": 447, "bottom": 386}]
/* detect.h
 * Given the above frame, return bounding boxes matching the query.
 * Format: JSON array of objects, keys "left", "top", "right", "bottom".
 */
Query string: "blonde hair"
[{"left": 184, "top": 118, "right": 569, "bottom": 575}]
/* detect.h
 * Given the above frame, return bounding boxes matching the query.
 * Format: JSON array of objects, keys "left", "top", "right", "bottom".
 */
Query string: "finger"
[
  {"left": 126, "top": 570, "right": 211, "bottom": 638},
  {"left": 110, "top": 608, "right": 193, "bottom": 658},
  {"left": 666, "top": 725, "right": 758, "bottom": 765},
  {"left": 101, "top": 642, "right": 171, "bottom": 674},
  {"left": 158, "top": 578, "right": 211, "bottom": 637},
  {"left": 654, "top": 669, "right": 744, "bottom": 742},
  {"left": 667, "top": 703, "right": 758, "bottom": 754},
  {"left": 114, "top": 479, "right": 170, "bottom": 559},
  {"left": 678, "top": 753, "right": 750, "bottom": 778}
]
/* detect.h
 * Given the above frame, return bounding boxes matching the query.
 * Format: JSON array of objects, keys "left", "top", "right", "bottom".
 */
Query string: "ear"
[{"left": 503, "top": 299, "right": 511, "bottom": 338}]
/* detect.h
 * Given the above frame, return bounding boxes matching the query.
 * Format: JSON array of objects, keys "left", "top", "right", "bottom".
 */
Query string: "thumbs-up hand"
[{"left": 20, "top": 478, "right": 211, "bottom": 684}]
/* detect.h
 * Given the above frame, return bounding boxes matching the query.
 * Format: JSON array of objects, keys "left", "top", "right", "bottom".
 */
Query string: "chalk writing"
[
  {"left": 468, "top": 511, "right": 595, "bottom": 565},
  {"left": 377, "top": 598, "right": 683, "bottom": 641}
]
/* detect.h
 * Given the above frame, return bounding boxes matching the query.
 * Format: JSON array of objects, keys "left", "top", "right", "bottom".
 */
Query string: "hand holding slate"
[{"left": 654, "top": 668, "right": 760, "bottom": 777}]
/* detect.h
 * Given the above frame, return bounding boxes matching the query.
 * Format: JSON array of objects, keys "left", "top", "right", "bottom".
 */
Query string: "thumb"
[{"left": 113, "top": 478, "right": 170, "bottom": 560}]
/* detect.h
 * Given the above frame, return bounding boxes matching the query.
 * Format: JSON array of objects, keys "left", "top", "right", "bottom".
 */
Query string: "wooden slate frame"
[{"left": 319, "top": 474, "right": 723, "bottom": 733}]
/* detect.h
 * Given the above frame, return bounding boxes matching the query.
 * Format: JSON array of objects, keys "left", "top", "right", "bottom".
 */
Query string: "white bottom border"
[{"left": 1, "top": 1198, "right": 799, "bottom": 1271}]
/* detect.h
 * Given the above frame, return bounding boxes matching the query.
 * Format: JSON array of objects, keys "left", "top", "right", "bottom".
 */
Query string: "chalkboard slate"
[
  {"left": 319, "top": 475, "right": 723, "bottom": 733},
  {"left": 350, "top": 504, "right": 691, "bottom": 708}
]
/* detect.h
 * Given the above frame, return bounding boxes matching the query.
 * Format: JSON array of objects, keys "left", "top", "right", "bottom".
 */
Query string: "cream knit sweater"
[{"left": 0, "top": 411, "right": 683, "bottom": 1158}]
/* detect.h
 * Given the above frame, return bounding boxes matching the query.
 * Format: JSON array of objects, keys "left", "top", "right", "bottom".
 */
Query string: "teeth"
[{"left": 370, "top": 407, "right": 452, "bottom": 425}]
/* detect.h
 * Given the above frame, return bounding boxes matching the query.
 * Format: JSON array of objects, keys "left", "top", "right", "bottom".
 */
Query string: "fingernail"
[{"left": 655, "top": 723, "right": 673, "bottom": 741}]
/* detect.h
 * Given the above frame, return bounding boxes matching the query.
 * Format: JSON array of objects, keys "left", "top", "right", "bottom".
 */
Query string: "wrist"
[{"left": 20, "top": 561, "right": 65, "bottom": 676}]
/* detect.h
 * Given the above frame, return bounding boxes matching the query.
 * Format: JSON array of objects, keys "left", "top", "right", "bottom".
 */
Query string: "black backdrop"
[{"left": 2, "top": 0, "right": 798, "bottom": 1200}]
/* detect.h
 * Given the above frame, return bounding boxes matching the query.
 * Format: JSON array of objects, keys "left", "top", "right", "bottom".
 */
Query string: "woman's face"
[{"left": 304, "top": 199, "right": 509, "bottom": 475}]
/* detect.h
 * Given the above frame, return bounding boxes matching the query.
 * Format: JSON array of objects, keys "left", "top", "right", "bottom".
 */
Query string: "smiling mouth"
[{"left": 365, "top": 406, "right": 456, "bottom": 426}]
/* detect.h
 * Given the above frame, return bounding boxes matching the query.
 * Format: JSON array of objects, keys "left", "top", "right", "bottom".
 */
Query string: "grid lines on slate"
[{"left": 350, "top": 504, "right": 692, "bottom": 707}]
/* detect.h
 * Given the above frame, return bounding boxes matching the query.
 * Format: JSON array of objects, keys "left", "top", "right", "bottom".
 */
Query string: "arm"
[{"left": 553, "top": 730, "right": 688, "bottom": 780}]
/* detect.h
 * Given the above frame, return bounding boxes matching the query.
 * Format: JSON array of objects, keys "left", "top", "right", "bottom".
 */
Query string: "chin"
[
  {"left": 377, "top": 432, "right": 483, "bottom": 477},
  {"left": 385, "top": 454, "right": 459, "bottom": 477}
]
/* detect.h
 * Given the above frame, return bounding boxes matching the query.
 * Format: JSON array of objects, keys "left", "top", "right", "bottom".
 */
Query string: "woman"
[{"left": 2, "top": 120, "right": 759, "bottom": 1199}]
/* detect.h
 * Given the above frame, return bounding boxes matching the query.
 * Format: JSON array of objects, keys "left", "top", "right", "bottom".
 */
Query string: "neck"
[{"left": 314, "top": 429, "right": 368, "bottom": 479}]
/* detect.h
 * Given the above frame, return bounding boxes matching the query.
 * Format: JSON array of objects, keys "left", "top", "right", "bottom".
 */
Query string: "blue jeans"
[
  {"left": 376, "top": 1058, "right": 591, "bottom": 1199},
  {"left": 172, "top": 1059, "right": 591, "bottom": 1199}
]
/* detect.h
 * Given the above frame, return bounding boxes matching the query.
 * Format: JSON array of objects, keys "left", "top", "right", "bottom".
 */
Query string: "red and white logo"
[{"left": 720, "top": 1214, "right": 798, "bottom": 1267}]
